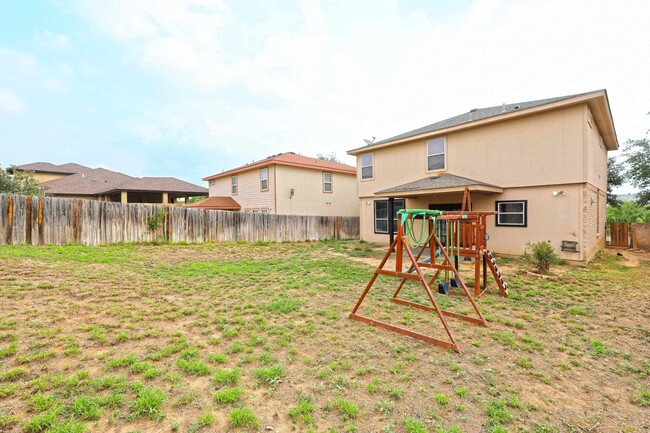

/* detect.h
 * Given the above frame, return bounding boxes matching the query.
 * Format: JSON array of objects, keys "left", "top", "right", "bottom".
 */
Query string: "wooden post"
[{"left": 121, "top": 191, "right": 128, "bottom": 203}]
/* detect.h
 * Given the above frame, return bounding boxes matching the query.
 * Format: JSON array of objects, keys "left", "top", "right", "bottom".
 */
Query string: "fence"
[
  {"left": 606, "top": 221, "right": 650, "bottom": 251},
  {"left": 0, "top": 194, "right": 359, "bottom": 246}
]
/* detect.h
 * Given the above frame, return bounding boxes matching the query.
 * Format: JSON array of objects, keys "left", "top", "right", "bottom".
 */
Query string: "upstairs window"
[
  {"left": 427, "top": 138, "right": 445, "bottom": 171},
  {"left": 323, "top": 172, "right": 333, "bottom": 193},
  {"left": 231, "top": 175, "right": 237, "bottom": 195},
  {"left": 361, "top": 153, "right": 374, "bottom": 180},
  {"left": 260, "top": 168, "right": 269, "bottom": 191},
  {"left": 496, "top": 200, "right": 527, "bottom": 227}
]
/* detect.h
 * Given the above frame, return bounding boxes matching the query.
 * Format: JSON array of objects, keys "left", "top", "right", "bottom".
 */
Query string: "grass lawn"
[{"left": 0, "top": 240, "right": 648, "bottom": 433}]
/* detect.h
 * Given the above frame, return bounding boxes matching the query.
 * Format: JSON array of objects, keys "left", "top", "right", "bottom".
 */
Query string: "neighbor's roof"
[
  {"left": 42, "top": 168, "right": 135, "bottom": 195},
  {"left": 40, "top": 166, "right": 207, "bottom": 196},
  {"left": 348, "top": 89, "right": 618, "bottom": 153},
  {"left": 114, "top": 177, "right": 208, "bottom": 194},
  {"left": 12, "top": 162, "right": 92, "bottom": 174},
  {"left": 376, "top": 173, "right": 503, "bottom": 197},
  {"left": 203, "top": 152, "right": 356, "bottom": 181},
  {"left": 185, "top": 196, "right": 241, "bottom": 210}
]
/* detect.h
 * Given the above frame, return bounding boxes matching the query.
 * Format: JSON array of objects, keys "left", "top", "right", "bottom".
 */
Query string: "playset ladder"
[{"left": 483, "top": 250, "right": 508, "bottom": 297}]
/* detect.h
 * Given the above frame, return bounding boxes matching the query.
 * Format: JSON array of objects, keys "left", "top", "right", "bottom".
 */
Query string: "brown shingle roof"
[
  {"left": 203, "top": 152, "right": 356, "bottom": 181},
  {"left": 376, "top": 173, "right": 503, "bottom": 197},
  {"left": 39, "top": 166, "right": 207, "bottom": 196},
  {"left": 42, "top": 168, "right": 135, "bottom": 195},
  {"left": 185, "top": 196, "right": 240, "bottom": 210},
  {"left": 116, "top": 177, "right": 208, "bottom": 194},
  {"left": 13, "top": 162, "right": 92, "bottom": 174}
]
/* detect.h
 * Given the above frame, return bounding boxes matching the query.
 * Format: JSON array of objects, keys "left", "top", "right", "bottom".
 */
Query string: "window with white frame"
[
  {"left": 231, "top": 175, "right": 237, "bottom": 194},
  {"left": 496, "top": 200, "right": 527, "bottom": 226},
  {"left": 323, "top": 172, "right": 333, "bottom": 192},
  {"left": 427, "top": 138, "right": 445, "bottom": 171},
  {"left": 374, "top": 199, "right": 406, "bottom": 234},
  {"left": 361, "top": 153, "right": 373, "bottom": 180},
  {"left": 260, "top": 168, "right": 269, "bottom": 191},
  {"left": 209, "top": 180, "right": 215, "bottom": 186}
]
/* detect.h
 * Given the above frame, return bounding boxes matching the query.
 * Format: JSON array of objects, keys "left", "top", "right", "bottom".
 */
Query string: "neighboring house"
[
  {"left": 347, "top": 89, "right": 618, "bottom": 261},
  {"left": 202, "top": 152, "right": 358, "bottom": 216},
  {"left": 9, "top": 162, "right": 207, "bottom": 204}
]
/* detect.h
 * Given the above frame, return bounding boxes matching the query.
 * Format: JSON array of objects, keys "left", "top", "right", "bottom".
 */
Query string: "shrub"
[{"left": 522, "top": 241, "right": 562, "bottom": 274}]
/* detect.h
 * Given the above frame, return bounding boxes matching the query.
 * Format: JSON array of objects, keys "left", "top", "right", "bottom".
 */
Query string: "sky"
[{"left": 0, "top": 0, "right": 648, "bottom": 191}]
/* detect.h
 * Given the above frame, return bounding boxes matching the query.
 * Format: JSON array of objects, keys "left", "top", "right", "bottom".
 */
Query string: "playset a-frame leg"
[{"left": 350, "top": 215, "right": 487, "bottom": 352}]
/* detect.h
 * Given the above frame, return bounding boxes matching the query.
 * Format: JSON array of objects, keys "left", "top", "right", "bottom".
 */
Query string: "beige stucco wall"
[
  {"left": 208, "top": 165, "right": 276, "bottom": 212},
  {"left": 33, "top": 172, "right": 68, "bottom": 183},
  {"left": 585, "top": 107, "right": 608, "bottom": 191},
  {"left": 274, "top": 165, "right": 358, "bottom": 216},
  {"left": 357, "top": 104, "right": 588, "bottom": 199}
]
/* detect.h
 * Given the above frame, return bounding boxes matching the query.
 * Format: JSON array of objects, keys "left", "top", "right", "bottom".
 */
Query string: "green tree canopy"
[
  {"left": 0, "top": 165, "right": 46, "bottom": 196},
  {"left": 623, "top": 136, "right": 650, "bottom": 205},
  {"left": 607, "top": 156, "right": 625, "bottom": 206},
  {"left": 607, "top": 201, "right": 650, "bottom": 223}
]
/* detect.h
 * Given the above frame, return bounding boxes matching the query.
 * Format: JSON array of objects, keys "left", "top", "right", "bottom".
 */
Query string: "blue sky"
[{"left": 1, "top": 0, "right": 649, "bottom": 191}]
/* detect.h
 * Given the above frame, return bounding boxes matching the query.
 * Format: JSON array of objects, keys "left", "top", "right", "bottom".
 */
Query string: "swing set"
[{"left": 349, "top": 188, "right": 508, "bottom": 352}]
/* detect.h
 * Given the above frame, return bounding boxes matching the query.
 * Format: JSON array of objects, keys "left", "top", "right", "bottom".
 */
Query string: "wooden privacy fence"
[
  {"left": 606, "top": 221, "right": 650, "bottom": 250},
  {"left": 0, "top": 194, "right": 359, "bottom": 246},
  {"left": 608, "top": 222, "right": 629, "bottom": 247}
]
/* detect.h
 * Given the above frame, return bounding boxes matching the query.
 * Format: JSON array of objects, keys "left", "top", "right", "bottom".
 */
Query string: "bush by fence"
[{"left": 0, "top": 194, "right": 359, "bottom": 246}]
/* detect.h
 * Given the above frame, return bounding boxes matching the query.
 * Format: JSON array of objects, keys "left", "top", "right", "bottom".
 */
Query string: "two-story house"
[
  {"left": 200, "top": 152, "right": 358, "bottom": 216},
  {"left": 347, "top": 90, "right": 618, "bottom": 261}
]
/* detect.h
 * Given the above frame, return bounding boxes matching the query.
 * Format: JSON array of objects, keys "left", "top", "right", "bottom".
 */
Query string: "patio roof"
[
  {"left": 185, "top": 196, "right": 241, "bottom": 210},
  {"left": 375, "top": 173, "right": 503, "bottom": 197}
]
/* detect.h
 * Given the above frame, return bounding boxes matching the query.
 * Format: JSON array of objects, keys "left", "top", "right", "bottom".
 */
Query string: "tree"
[
  {"left": 607, "top": 156, "right": 625, "bottom": 206},
  {"left": 607, "top": 201, "right": 650, "bottom": 223},
  {"left": 623, "top": 136, "right": 650, "bottom": 205},
  {"left": 0, "top": 165, "right": 46, "bottom": 196},
  {"left": 316, "top": 152, "right": 340, "bottom": 162}
]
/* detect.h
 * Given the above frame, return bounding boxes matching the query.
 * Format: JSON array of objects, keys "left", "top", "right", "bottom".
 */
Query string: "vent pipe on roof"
[
  {"left": 501, "top": 103, "right": 506, "bottom": 113},
  {"left": 514, "top": 105, "right": 520, "bottom": 110}
]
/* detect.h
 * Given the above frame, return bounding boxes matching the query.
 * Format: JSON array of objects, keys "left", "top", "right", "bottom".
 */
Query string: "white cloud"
[
  {"left": 74, "top": 0, "right": 650, "bottom": 171},
  {"left": 0, "top": 88, "right": 27, "bottom": 113},
  {"left": 35, "top": 31, "right": 71, "bottom": 50}
]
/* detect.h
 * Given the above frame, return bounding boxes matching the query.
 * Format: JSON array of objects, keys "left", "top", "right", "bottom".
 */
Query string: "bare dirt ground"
[{"left": 0, "top": 241, "right": 648, "bottom": 433}]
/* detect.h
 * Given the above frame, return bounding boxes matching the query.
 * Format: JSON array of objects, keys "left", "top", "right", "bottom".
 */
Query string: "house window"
[
  {"left": 496, "top": 200, "right": 527, "bottom": 227},
  {"left": 260, "top": 168, "right": 269, "bottom": 191},
  {"left": 361, "top": 153, "right": 373, "bottom": 180},
  {"left": 231, "top": 175, "right": 237, "bottom": 195},
  {"left": 209, "top": 180, "right": 215, "bottom": 186},
  {"left": 374, "top": 199, "right": 406, "bottom": 234},
  {"left": 323, "top": 172, "right": 333, "bottom": 193},
  {"left": 427, "top": 138, "right": 445, "bottom": 171},
  {"left": 261, "top": 208, "right": 269, "bottom": 214}
]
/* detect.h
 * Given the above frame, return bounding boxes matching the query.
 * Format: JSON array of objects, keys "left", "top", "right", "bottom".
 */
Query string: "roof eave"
[{"left": 348, "top": 90, "right": 617, "bottom": 155}]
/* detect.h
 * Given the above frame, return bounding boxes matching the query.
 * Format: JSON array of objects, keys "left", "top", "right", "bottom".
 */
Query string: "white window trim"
[
  {"left": 323, "top": 172, "right": 333, "bottom": 193},
  {"left": 231, "top": 175, "right": 237, "bottom": 195},
  {"left": 426, "top": 138, "right": 446, "bottom": 173},
  {"left": 361, "top": 153, "right": 374, "bottom": 181}
]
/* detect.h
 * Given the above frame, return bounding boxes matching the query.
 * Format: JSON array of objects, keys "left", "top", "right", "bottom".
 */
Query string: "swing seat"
[
  {"left": 450, "top": 277, "right": 460, "bottom": 288},
  {"left": 438, "top": 281, "right": 450, "bottom": 295}
]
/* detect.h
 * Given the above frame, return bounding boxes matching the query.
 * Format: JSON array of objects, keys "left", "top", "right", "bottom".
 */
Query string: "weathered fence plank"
[{"left": 0, "top": 194, "right": 359, "bottom": 246}]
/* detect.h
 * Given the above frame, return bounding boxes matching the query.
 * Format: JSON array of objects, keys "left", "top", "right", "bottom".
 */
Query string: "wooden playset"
[{"left": 349, "top": 188, "right": 508, "bottom": 352}]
